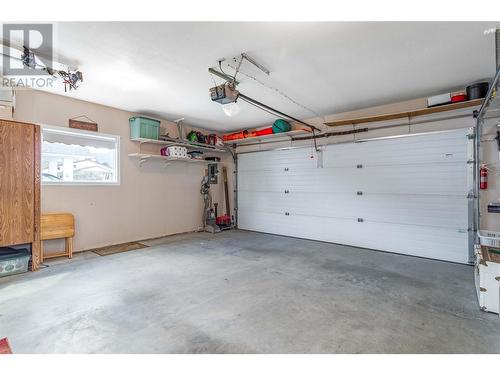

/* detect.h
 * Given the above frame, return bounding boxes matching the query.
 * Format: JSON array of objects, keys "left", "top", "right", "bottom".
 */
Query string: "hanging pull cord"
[{"left": 312, "top": 128, "right": 319, "bottom": 153}]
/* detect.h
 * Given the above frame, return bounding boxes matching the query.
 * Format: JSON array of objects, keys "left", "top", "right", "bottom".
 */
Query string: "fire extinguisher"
[{"left": 480, "top": 165, "right": 488, "bottom": 190}]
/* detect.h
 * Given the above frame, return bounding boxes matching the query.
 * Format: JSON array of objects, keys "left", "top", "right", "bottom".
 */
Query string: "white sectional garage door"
[{"left": 237, "top": 129, "right": 473, "bottom": 264}]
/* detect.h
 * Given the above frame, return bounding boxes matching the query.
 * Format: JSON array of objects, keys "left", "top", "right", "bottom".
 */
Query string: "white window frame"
[{"left": 40, "top": 124, "right": 120, "bottom": 186}]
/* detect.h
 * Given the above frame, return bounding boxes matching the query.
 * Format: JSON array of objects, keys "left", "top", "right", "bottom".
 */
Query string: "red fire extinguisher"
[{"left": 480, "top": 165, "right": 488, "bottom": 190}]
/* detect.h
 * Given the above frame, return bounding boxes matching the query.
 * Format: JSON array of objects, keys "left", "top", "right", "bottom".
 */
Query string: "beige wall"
[{"left": 6, "top": 89, "right": 234, "bottom": 255}]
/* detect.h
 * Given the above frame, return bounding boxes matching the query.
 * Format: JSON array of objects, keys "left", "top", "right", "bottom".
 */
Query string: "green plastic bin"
[{"left": 129, "top": 117, "right": 160, "bottom": 140}]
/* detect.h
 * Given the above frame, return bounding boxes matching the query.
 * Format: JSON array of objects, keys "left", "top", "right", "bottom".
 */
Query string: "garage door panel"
[
  {"left": 238, "top": 148, "right": 313, "bottom": 172},
  {"left": 285, "top": 193, "right": 468, "bottom": 228},
  {"left": 240, "top": 164, "right": 467, "bottom": 195},
  {"left": 355, "top": 221, "right": 469, "bottom": 264},
  {"left": 237, "top": 128, "right": 472, "bottom": 263},
  {"left": 238, "top": 191, "right": 288, "bottom": 214},
  {"left": 237, "top": 211, "right": 468, "bottom": 263},
  {"left": 238, "top": 170, "right": 289, "bottom": 192},
  {"left": 238, "top": 211, "right": 360, "bottom": 245},
  {"left": 284, "top": 164, "right": 466, "bottom": 195},
  {"left": 239, "top": 191, "right": 467, "bottom": 228},
  {"left": 324, "top": 132, "right": 468, "bottom": 167}
]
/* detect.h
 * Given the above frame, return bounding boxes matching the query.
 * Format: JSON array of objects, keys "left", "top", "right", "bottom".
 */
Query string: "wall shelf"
[
  {"left": 130, "top": 137, "right": 227, "bottom": 153},
  {"left": 325, "top": 99, "right": 483, "bottom": 127},
  {"left": 128, "top": 153, "right": 222, "bottom": 165},
  {"left": 223, "top": 129, "right": 311, "bottom": 145}
]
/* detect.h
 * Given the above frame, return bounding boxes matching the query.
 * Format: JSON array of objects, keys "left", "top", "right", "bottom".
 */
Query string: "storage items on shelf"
[
  {"left": 206, "top": 134, "right": 223, "bottom": 146},
  {"left": 255, "top": 127, "right": 273, "bottom": 136},
  {"left": 128, "top": 138, "right": 226, "bottom": 165},
  {"left": 128, "top": 153, "right": 220, "bottom": 165},
  {"left": 272, "top": 119, "right": 291, "bottom": 133},
  {"left": 426, "top": 82, "right": 489, "bottom": 108},
  {"left": 427, "top": 93, "right": 452, "bottom": 107},
  {"left": 204, "top": 156, "right": 221, "bottom": 162},
  {"left": 187, "top": 130, "right": 205, "bottom": 143},
  {"left": 223, "top": 119, "right": 296, "bottom": 142},
  {"left": 161, "top": 145, "right": 188, "bottom": 158},
  {"left": 223, "top": 129, "right": 310, "bottom": 145},
  {"left": 185, "top": 130, "right": 222, "bottom": 145},
  {"left": 467, "top": 82, "right": 490, "bottom": 100},
  {"left": 223, "top": 130, "right": 249, "bottom": 141},
  {"left": 129, "top": 116, "right": 160, "bottom": 140},
  {"left": 451, "top": 92, "right": 467, "bottom": 103},
  {"left": 187, "top": 151, "right": 204, "bottom": 160},
  {"left": 129, "top": 117, "right": 227, "bottom": 165}
]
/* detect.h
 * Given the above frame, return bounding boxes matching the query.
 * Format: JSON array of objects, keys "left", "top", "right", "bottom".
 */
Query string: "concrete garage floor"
[{"left": 1, "top": 230, "right": 499, "bottom": 353}]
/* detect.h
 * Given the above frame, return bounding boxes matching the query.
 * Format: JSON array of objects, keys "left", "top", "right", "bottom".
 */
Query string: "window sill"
[{"left": 42, "top": 181, "right": 121, "bottom": 186}]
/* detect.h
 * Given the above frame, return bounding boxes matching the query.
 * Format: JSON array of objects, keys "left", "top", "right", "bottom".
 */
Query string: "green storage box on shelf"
[{"left": 129, "top": 116, "right": 160, "bottom": 140}]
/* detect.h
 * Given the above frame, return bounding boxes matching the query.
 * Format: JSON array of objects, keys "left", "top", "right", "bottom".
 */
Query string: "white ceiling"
[{"left": 26, "top": 22, "right": 500, "bottom": 130}]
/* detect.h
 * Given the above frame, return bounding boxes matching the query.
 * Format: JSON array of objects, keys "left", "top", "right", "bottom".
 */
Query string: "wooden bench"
[{"left": 40, "top": 213, "right": 75, "bottom": 262}]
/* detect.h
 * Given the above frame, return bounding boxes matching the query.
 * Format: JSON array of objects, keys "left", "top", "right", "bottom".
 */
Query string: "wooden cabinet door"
[{"left": 0, "top": 120, "right": 36, "bottom": 245}]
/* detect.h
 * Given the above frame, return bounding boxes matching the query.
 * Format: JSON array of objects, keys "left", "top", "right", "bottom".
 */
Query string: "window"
[{"left": 41, "top": 125, "right": 120, "bottom": 185}]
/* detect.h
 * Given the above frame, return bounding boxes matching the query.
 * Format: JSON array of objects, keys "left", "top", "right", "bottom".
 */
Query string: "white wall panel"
[{"left": 237, "top": 129, "right": 472, "bottom": 264}]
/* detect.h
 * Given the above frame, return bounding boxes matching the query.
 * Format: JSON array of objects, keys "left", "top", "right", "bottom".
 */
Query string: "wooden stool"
[{"left": 40, "top": 213, "right": 75, "bottom": 262}]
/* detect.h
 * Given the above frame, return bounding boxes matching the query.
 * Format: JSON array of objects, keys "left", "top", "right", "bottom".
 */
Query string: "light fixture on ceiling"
[{"left": 222, "top": 102, "right": 240, "bottom": 117}]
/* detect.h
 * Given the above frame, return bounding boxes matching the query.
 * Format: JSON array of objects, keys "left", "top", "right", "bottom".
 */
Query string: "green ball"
[{"left": 272, "top": 119, "right": 291, "bottom": 133}]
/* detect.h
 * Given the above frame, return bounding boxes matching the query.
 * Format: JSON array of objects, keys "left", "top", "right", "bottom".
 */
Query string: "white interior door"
[{"left": 237, "top": 129, "right": 473, "bottom": 264}]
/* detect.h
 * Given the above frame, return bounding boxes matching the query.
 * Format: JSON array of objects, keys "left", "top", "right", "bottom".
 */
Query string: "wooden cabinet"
[{"left": 0, "top": 120, "right": 41, "bottom": 270}]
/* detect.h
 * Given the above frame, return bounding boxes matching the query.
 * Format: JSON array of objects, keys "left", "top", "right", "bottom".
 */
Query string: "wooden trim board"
[
  {"left": 325, "top": 99, "right": 483, "bottom": 127},
  {"left": 32, "top": 124, "right": 41, "bottom": 270}
]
